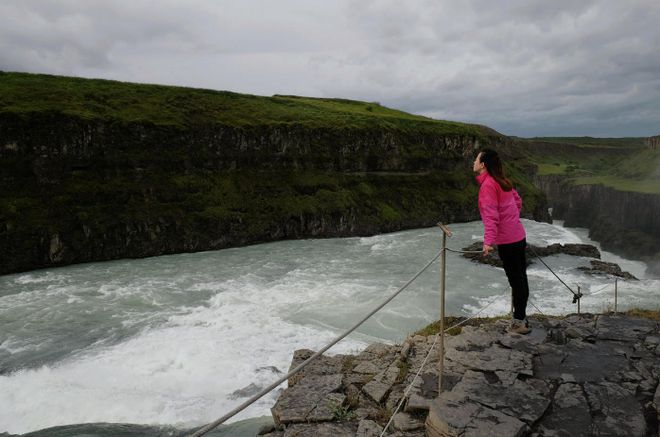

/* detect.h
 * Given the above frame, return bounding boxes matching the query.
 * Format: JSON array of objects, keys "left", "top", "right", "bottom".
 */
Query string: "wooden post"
[
  {"left": 614, "top": 278, "right": 618, "bottom": 314},
  {"left": 577, "top": 285, "right": 581, "bottom": 314},
  {"left": 437, "top": 223, "right": 451, "bottom": 395}
]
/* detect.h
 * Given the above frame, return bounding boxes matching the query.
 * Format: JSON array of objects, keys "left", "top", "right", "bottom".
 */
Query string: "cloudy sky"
[{"left": 1, "top": 0, "right": 659, "bottom": 137}]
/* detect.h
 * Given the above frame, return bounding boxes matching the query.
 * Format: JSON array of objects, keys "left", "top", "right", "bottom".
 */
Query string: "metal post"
[
  {"left": 577, "top": 285, "right": 581, "bottom": 314},
  {"left": 614, "top": 278, "right": 618, "bottom": 314},
  {"left": 437, "top": 223, "right": 451, "bottom": 395}
]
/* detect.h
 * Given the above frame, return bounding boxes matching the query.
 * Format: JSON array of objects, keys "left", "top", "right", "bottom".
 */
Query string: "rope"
[
  {"left": 528, "top": 247, "right": 582, "bottom": 302},
  {"left": 378, "top": 295, "right": 500, "bottom": 436},
  {"left": 189, "top": 249, "right": 444, "bottom": 437},
  {"left": 451, "top": 245, "right": 582, "bottom": 304},
  {"left": 528, "top": 299, "right": 545, "bottom": 316},
  {"left": 589, "top": 282, "right": 613, "bottom": 295},
  {"left": 445, "top": 247, "right": 483, "bottom": 254}
]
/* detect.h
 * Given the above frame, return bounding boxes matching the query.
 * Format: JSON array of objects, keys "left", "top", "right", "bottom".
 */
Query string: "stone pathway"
[{"left": 260, "top": 314, "right": 659, "bottom": 436}]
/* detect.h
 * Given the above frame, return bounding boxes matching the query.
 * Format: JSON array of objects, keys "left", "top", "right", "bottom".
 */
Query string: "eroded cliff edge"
[{"left": 535, "top": 174, "right": 660, "bottom": 274}]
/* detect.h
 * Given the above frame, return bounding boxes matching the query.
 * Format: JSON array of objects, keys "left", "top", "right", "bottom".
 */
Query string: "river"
[{"left": 0, "top": 219, "right": 657, "bottom": 435}]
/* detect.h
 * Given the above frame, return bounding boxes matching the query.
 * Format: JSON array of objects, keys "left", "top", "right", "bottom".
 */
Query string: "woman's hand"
[{"left": 483, "top": 244, "right": 494, "bottom": 256}]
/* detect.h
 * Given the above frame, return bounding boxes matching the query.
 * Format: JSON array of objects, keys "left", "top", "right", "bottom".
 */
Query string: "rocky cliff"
[
  {"left": 261, "top": 313, "right": 660, "bottom": 436},
  {"left": 0, "top": 74, "right": 550, "bottom": 274},
  {"left": 534, "top": 174, "right": 660, "bottom": 273},
  {"left": 646, "top": 135, "right": 660, "bottom": 150}
]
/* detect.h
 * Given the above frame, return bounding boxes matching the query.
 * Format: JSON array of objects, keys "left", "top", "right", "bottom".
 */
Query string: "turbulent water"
[{"left": 1, "top": 220, "right": 658, "bottom": 435}]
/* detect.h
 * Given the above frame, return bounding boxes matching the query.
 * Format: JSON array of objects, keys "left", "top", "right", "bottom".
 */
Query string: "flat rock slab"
[
  {"left": 426, "top": 394, "right": 528, "bottom": 437},
  {"left": 268, "top": 314, "right": 659, "bottom": 436},
  {"left": 534, "top": 338, "right": 631, "bottom": 382},
  {"left": 535, "top": 383, "right": 592, "bottom": 436},
  {"left": 271, "top": 374, "right": 343, "bottom": 425},
  {"left": 596, "top": 314, "right": 657, "bottom": 341},
  {"left": 584, "top": 381, "right": 647, "bottom": 436},
  {"left": 286, "top": 349, "right": 346, "bottom": 387},
  {"left": 445, "top": 343, "right": 533, "bottom": 376},
  {"left": 447, "top": 370, "right": 550, "bottom": 425},
  {"left": 356, "top": 419, "right": 383, "bottom": 437}
]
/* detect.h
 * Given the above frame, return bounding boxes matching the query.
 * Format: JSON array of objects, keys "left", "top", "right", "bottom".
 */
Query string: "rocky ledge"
[{"left": 260, "top": 314, "right": 660, "bottom": 436}]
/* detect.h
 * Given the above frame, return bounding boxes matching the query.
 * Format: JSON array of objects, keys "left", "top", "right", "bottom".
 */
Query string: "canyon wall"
[
  {"left": 0, "top": 112, "right": 549, "bottom": 275},
  {"left": 535, "top": 174, "right": 660, "bottom": 274}
]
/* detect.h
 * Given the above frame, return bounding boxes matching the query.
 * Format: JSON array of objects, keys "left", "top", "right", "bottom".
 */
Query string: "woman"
[{"left": 473, "top": 149, "right": 531, "bottom": 334}]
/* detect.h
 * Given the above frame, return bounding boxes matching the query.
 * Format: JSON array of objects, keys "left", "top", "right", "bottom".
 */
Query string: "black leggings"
[{"left": 497, "top": 238, "right": 529, "bottom": 320}]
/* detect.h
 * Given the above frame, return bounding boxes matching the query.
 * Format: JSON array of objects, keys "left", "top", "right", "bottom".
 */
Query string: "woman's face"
[{"left": 473, "top": 152, "right": 485, "bottom": 173}]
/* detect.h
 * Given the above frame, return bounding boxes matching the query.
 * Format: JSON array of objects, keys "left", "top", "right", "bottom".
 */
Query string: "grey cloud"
[{"left": 1, "top": 0, "right": 659, "bottom": 137}]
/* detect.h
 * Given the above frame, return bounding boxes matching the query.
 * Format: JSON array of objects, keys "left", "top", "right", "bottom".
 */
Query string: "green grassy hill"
[
  {"left": 0, "top": 71, "right": 484, "bottom": 136},
  {"left": 521, "top": 137, "right": 659, "bottom": 194},
  {"left": 528, "top": 136, "right": 646, "bottom": 148}
]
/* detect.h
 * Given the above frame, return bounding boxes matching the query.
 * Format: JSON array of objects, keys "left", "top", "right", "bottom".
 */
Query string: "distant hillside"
[
  {"left": 520, "top": 137, "right": 659, "bottom": 194},
  {"left": 0, "top": 71, "right": 485, "bottom": 135},
  {"left": 527, "top": 136, "right": 646, "bottom": 148},
  {"left": 521, "top": 137, "right": 660, "bottom": 272},
  {"left": 0, "top": 72, "right": 548, "bottom": 274}
]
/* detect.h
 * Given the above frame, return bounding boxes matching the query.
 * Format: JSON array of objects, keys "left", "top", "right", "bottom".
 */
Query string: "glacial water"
[{"left": 0, "top": 220, "right": 658, "bottom": 435}]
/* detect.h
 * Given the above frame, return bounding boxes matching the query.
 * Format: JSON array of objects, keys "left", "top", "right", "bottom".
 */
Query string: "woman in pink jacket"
[{"left": 473, "top": 149, "right": 531, "bottom": 335}]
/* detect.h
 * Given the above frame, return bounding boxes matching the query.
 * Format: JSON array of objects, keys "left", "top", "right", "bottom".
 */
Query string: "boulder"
[
  {"left": 461, "top": 241, "right": 602, "bottom": 268},
  {"left": 578, "top": 259, "right": 638, "bottom": 280}
]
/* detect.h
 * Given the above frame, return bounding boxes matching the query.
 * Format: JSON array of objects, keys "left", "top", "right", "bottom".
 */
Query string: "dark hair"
[{"left": 479, "top": 149, "right": 513, "bottom": 191}]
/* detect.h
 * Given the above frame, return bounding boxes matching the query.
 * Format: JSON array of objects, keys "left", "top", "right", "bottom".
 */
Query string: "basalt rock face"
[
  {"left": 0, "top": 112, "right": 550, "bottom": 275},
  {"left": 646, "top": 135, "right": 660, "bottom": 150},
  {"left": 535, "top": 174, "right": 660, "bottom": 275}
]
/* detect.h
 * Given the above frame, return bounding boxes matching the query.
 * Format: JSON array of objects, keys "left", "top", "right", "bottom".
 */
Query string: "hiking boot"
[{"left": 509, "top": 320, "right": 531, "bottom": 335}]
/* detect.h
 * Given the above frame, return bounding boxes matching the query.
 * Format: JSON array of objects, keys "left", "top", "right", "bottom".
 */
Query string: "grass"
[
  {"left": 330, "top": 402, "right": 357, "bottom": 421},
  {"left": 395, "top": 360, "right": 410, "bottom": 384},
  {"left": 571, "top": 176, "right": 660, "bottom": 195},
  {"left": 529, "top": 137, "right": 646, "bottom": 148},
  {"left": 536, "top": 163, "right": 571, "bottom": 176},
  {"left": 609, "top": 149, "right": 660, "bottom": 179},
  {"left": 623, "top": 308, "right": 660, "bottom": 321},
  {"left": 413, "top": 315, "right": 511, "bottom": 337},
  {"left": 0, "top": 71, "right": 487, "bottom": 137},
  {"left": 520, "top": 136, "right": 659, "bottom": 194}
]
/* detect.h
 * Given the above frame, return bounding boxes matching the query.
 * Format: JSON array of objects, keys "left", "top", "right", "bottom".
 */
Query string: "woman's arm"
[{"left": 478, "top": 182, "right": 500, "bottom": 249}]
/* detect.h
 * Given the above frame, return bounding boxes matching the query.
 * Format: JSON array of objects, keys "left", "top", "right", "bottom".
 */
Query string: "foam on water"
[{"left": 0, "top": 281, "right": 366, "bottom": 434}]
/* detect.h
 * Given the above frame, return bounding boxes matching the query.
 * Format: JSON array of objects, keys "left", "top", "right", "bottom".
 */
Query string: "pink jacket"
[{"left": 476, "top": 172, "right": 526, "bottom": 246}]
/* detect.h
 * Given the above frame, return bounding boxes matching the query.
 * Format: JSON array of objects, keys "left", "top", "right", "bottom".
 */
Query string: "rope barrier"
[
  {"left": 589, "top": 282, "right": 613, "bottom": 295},
  {"left": 451, "top": 245, "right": 584, "bottom": 306},
  {"left": 445, "top": 247, "right": 483, "bottom": 254},
  {"left": 189, "top": 249, "right": 444, "bottom": 437},
  {"left": 528, "top": 299, "right": 545, "bottom": 316},
  {"left": 528, "top": 247, "right": 582, "bottom": 303},
  {"left": 379, "top": 295, "right": 500, "bottom": 436}
]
